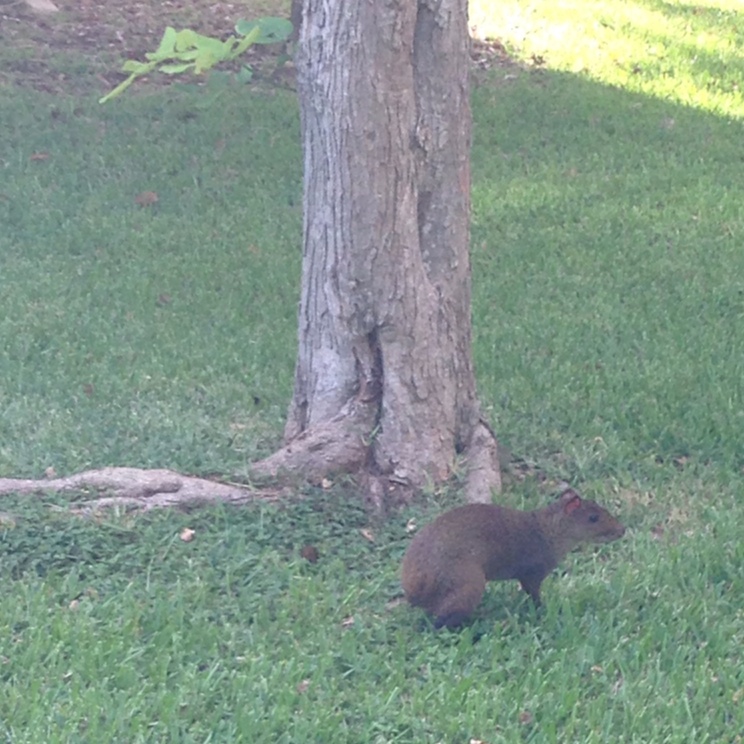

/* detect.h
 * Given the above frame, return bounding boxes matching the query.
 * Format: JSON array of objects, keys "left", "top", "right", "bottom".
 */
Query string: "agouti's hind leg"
[{"left": 432, "top": 565, "right": 486, "bottom": 629}]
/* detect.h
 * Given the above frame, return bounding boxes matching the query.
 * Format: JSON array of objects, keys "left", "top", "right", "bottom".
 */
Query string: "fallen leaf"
[
  {"left": 341, "top": 615, "right": 354, "bottom": 628},
  {"left": 360, "top": 528, "right": 375, "bottom": 542},
  {"left": 134, "top": 191, "right": 158, "bottom": 207},
  {"left": 24, "top": 0, "right": 59, "bottom": 13},
  {"left": 180, "top": 528, "right": 196, "bottom": 542}
]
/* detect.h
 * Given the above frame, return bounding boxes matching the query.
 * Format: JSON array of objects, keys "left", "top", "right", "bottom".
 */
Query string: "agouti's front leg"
[{"left": 518, "top": 569, "right": 549, "bottom": 606}]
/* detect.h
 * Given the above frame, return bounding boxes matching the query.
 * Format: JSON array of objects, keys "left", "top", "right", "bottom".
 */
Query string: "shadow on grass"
[
  {"left": 0, "top": 58, "right": 742, "bottom": 485},
  {"left": 471, "top": 68, "right": 744, "bottom": 478}
]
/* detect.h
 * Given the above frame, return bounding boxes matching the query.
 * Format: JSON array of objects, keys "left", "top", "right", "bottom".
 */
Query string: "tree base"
[{"left": 0, "top": 418, "right": 500, "bottom": 512}]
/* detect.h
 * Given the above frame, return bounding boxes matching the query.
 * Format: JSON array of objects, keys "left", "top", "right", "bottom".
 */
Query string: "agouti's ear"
[{"left": 560, "top": 489, "right": 582, "bottom": 514}]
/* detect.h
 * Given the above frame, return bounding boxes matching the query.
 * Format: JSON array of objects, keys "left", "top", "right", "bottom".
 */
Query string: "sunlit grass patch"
[{"left": 470, "top": 0, "right": 744, "bottom": 116}]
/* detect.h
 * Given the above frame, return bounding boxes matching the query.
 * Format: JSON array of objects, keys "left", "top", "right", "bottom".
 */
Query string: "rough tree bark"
[
  {"left": 252, "top": 0, "right": 501, "bottom": 505},
  {"left": 0, "top": 0, "right": 500, "bottom": 511}
]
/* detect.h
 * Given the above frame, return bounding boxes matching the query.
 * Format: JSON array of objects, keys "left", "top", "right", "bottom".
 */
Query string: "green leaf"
[
  {"left": 235, "top": 19, "right": 257, "bottom": 36},
  {"left": 171, "top": 49, "right": 201, "bottom": 62},
  {"left": 176, "top": 29, "right": 228, "bottom": 57},
  {"left": 231, "top": 25, "right": 262, "bottom": 58},
  {"left": 159, "top": 62, "right": 196, "bottom": 75},
  {"left": 235, "top": 16, "right": 293, "bottom": 44},
  {"left": 194, "top": 49, "right": 219, "bottom": 74},
  {"left": 173, "top": 29, "right": 197, "bottom": 51},
  {"left": 170, "top": 49, "right": 201, "bottom": 62},
  {"left": 154, "top": 26, "right": 178, "bottom": 57}
]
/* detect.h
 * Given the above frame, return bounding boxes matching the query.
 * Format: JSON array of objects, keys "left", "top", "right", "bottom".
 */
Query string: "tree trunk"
[
  {"left": 288, "top": 0, "right": 302, "bottom": 43},
  {"left": 253, "top": 0, "right": 501, "bottom": 505}
]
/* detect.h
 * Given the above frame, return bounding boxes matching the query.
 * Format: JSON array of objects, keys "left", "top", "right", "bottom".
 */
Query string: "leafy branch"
[{"left": 100, "top": 17, "right": 293, "bottom": 104}]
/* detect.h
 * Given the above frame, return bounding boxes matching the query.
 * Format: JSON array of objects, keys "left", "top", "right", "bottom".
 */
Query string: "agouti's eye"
[{"left": 588, "top": 514, "right": 599, "bottom": 523}]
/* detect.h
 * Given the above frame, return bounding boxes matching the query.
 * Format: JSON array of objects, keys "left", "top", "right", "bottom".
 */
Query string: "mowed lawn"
[{"left": 0, "top": 1, "right": 743, "bottom": 741}]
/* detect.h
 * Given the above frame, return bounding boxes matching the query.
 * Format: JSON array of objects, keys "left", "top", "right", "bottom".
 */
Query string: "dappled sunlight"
[{"left": 469, "top": 0, "right": 744, "bottom": 116}]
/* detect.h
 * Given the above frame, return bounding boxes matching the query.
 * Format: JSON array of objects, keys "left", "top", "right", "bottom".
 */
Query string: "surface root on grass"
[
  {"left": 0, "top": 412, "right": 371, "bottom": 511},
  {"left": 250, "top": 410, "right": 370, "bottom": 482},
  {"left": 462, "top": 419, "right": 503, "bottom": 504},
  {"left": 0, "top": 467, "right": 269, "bottom": 511},
  {"left": 0, "top": 412, "right": 498, "bottom": 511}
]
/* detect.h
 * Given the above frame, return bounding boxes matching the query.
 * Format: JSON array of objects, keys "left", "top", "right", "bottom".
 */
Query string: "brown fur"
[{"left": 401, "top": 489, "right": 625, "bottom": 628}]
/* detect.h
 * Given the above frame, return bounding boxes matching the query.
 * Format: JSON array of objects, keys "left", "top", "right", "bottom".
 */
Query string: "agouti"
[{"left": 401, "top": 489, "right": 625, "bottom": 628}]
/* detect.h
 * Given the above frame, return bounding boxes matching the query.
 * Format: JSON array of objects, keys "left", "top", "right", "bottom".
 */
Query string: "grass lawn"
[{"left": 1, "top": 0, "right": 743, "bottom": 741}]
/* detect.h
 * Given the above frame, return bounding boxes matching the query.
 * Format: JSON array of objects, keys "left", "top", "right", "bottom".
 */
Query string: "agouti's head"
[{"left": 551, "top": 488, "right": 626, "bottom": 544}]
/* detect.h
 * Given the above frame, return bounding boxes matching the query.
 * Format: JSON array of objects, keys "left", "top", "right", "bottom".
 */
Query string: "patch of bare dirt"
[
  {"left": 0, "top": 0, "right": 291, "bottom": 93},
  {"left": 1, "top": 1, "right": 520, "bottom": 95}
]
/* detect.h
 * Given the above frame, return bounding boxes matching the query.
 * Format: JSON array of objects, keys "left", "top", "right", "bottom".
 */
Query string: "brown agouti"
[{"left": 401, "top": 488, "right": 625, "bottom": 628}]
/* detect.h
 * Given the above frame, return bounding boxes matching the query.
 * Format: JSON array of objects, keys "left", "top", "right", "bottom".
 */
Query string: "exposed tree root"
[
  {"left": 250, "top": 411, "right": 370, "bottom": 483},
  {"left": 0, "top": 412, "right": 499, "bottom": 511},
  {"left": 0, "top": 411, "right": 372, "bottom": 511},
  {"left": 463, "top": 419, "right": 502, "bottom": 504},
  {"left": 0, "top": 467, "right": 272, "bottom": 512}
]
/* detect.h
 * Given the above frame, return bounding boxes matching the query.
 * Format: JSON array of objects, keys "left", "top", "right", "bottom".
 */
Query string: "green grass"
[
  {"left": 471, "top": 71, "right": 744, "bottom": 479},
  {"left": 2, "top": 0, "right": 744, "bottom": 741},
  {"left": 470, "top": 0, "right": 744, "bottom": 116},
  {"left": 0, "top": 89, "right": 302, "bottom": 476},
  {"left": 0, "top": 486, "right": 742, "bottom": 742}
]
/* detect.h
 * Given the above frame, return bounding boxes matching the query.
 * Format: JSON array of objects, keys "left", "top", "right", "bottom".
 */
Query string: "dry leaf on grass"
[{"left": 134, "top": 190, "right": 158, "bottom": 206}]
